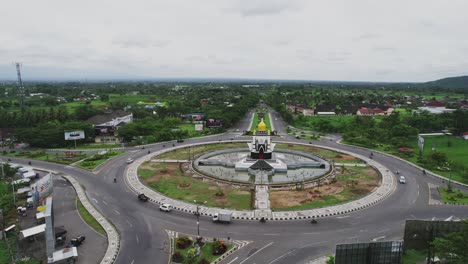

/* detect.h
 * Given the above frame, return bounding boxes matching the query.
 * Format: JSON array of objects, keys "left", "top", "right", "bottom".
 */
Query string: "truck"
[{"left": 212, "top": 211, "right": 232, "bottom": 223}]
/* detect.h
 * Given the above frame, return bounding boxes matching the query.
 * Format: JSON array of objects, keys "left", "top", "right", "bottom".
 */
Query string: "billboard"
[
  {"left": 32, "top": 173, "right": 53, "bottom": 204},
  {"left": 195, "top": 124, "right": 204, "bottom": 131},
  {"left": 65, "top": 130, "right": 85, "bottom": 140}
]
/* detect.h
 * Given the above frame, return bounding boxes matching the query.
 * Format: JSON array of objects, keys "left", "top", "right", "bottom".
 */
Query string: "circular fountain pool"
[{"left": 193, "top": 148, "right": 331, "bottom": 185}]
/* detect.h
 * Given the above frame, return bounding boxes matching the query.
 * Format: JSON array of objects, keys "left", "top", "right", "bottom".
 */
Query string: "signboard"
[
  {"left": 195, "top": 124, "right": 204, "bottom": 131},
  {"left": 65, "top": 131, "right": 85, "bottom": 140},
  {"left": 32, "top": 173, "right": 53, "bottom": 204},
  {"left": 418, "top": 136, "right": 424, "bottom": 151}
]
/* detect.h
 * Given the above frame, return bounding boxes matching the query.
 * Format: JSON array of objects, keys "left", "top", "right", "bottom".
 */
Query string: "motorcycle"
[
  {"left": 311, "top": 219, "right": 318, "bottom": 224},
  {"left": 260, "top": 217, "right": 266, "bottom": 223},
  {"left": 114, "top": 178, "right": 117, "bottom": 183}
]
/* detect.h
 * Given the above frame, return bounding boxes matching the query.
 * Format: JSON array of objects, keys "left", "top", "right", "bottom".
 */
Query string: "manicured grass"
[
  {"left": 439, "top": 187, "right": 468, "bottom": 204},
  {"left": 58, "top": 143, "right": 122, "bottom": 150},
  {"left": 76, "top": 199, "right": 106, "bottom": 236},
  {"left": 148, "top": 173, "right": 251, "bottom": 210},
  {"left": 403, "top": 249, "right": 427, "bottom": 264},
  {"left": 176, "top": 123, "right": 208, "bottom": 138},
  {"left": 75, "top": 152, "right": 123, "bottom": 170},
  {"left": 138, "top": 167, "right": 156, "bottom": 180}
]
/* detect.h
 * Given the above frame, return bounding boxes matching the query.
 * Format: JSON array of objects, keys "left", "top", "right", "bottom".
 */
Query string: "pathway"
[{"left": 254, "top": 185, "right": 272, "bottom": 219}]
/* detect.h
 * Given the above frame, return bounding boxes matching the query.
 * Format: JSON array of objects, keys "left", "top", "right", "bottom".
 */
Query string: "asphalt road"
[{"left": 5, "top": 106, "right": 468, "bottom": 264}]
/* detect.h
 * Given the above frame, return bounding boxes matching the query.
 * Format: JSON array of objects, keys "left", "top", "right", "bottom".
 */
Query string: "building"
[
  {"left": 248, "top": 119, "right": 275, "bottom": 160},
  {"left": 86, "top": 110, "right": 133, "bottom": 143},
  {"left": 357, "top": 107, "right": 394, "bottom": 116},
  {"left": 287, "top": 105, "right": 315, "bottom": 116}
]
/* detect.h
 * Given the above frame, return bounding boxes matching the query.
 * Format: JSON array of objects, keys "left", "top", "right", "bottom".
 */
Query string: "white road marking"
[
  {"left": 264, "top": 233, "right": 280, "bottom": 236},
  {"left": 302, "top": 232, "right": 320, "bottom": 235},
  {"left": 227, "top": 257, "right": 238, "bottom": 264},
  {"left": 102, "top": 200, "right": 108, "bottom": 205},
  {"left": 239, "top": 242, "right": 274, "bottom": 264},
  {"left": 130, "top": 260, "right": 135, "bottom": 264},
  {"left": 92, "top": 198, "right": 99, "bottom": 204},
  {"left": 136, "top": 235, "right": 139, "bottom": 244},
  {"left": 268, "top": 249, "right": 296, "bottom": 264},
  {"left": 372, "top": 236, "right": 386, "bottom": 241},
  {"left": 336, "top": 216, "right": 350, "bottom": 219},
  {"left": 378, "top": 228, "right": 389, "bottom": 233},
  {"left": 114, "top": 209, "right": 120, "bottom": 215}
]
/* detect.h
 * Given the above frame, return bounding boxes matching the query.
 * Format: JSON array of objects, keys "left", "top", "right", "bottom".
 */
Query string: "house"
[
  {"left": 287, "top": 105, "right": 315, "bottom": 116},
  {"left": 414, "top": 100, "right": 456, "bottom": 114},
  {"left": 357, "top": 107, "right": 394, "bottom": 116},
  {"left": 86, "top": 110, "right": 133, "bottom": 143},
  {"left": 200, "top": 99, "right": 209, "bottom": 105}
]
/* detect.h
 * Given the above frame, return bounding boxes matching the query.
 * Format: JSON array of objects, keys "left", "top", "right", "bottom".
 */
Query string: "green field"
[
  {"left": 173, "top": 238, "right": 233, "bottom": 263},
  {"left": 250, "top": 112, "right": 272, "bottom": 132},
  {"left": 402, "top": 249, "right": 427, "bottom": 264},
  {"left": 409, "top": 135, "right": 468, "bottom": 183},
  {"left": 75, "top": 151, "right": 123, "bottom": 170}
]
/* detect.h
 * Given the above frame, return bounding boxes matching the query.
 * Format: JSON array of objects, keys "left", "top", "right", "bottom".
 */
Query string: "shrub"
[
  {"left": 212, "top": 240, "right": 227, "bottom": 255},
  {"left": 198, "top": 258, "right": 210, "bottom": 264},
  {"left": 176, "top": 237, "right": 192, "bottom": 249},
  {"left": 215, "top": 190, "right": 225, "bottom": 197},
  {"left": 172, "top": 251, "right": 183, "bottom": 263}
]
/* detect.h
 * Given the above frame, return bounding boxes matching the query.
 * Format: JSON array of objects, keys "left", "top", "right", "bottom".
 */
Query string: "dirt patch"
[
  {"left": 271, "top": 166, "right": 380, "bottom": 209},
  {"left": 335, "top": 154, "right": 357, "bottom": 161}
]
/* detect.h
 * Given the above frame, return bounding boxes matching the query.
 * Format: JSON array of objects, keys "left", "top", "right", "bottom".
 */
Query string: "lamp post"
[{"left": 194, "top": 200, "right": 207, "bottom": 238}]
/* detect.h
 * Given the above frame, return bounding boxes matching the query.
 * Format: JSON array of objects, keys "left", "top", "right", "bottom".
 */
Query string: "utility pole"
[{"left": 15, "top": 62, "right": 25, "bottom": 107}]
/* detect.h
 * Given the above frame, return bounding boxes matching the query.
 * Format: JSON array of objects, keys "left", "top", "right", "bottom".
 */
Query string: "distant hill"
[{"left": 422, "top": 76, "right": 468, "bottom": 89}]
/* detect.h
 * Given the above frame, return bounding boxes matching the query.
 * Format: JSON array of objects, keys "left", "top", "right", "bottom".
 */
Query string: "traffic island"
[{"left": 167, "top": 230, "right": 250, "bottom": 264}]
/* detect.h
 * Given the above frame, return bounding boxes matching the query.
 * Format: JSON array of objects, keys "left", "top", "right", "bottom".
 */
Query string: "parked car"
[
  {"left": 159, "top": 204, "right": 173, "bottom": 212},
  {"left": 126, "top": 158, "right": 134, "bottom": 164},
  {"left": 176, "top": 139, "right": 184, "bottom": 143},
  {"left": 399, "top": 176, "right": 406, "bottom": 184}
]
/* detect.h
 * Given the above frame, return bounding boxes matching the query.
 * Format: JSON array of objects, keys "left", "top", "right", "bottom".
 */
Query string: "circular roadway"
[{"left": 7, "top": 108, "right": 468, "bottom": 264}]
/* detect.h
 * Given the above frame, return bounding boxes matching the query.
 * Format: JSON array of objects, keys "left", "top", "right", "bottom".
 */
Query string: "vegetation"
[
  {"left": 75, "top": 151, "right": 122, "bottom": 170},
  {"left": 173, "top": 237, "right": 232, "bottom": 264},
  {"left": 402, "top": 249, "right": 426, "bottom": 264},
  {"left": 77, "top": 199, "right": 106, "bottom": 236},
  {"left": 439, "top": 187, "right": 468, "bottom": 204},
  {"left": 431, "top": 220, "right": 468, "bottom": 264}
]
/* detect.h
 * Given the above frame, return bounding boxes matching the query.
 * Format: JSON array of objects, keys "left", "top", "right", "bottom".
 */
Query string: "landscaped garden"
[
  {"left": 270, "top": 166, "right": 380, "bottom": 210},
  {"left": 138, "top": 162, "right": 252, "bottom": 210},
  {"left": 2, "top": 150, "right": 85, "bottom": 165},
  {"left": 172, "top": 236, "right": 232, "bottom": 264},
  {"left": 439, "top": 187, "right": 468, "bottom": 205},
  {"left": 75, "top": 151, "right": 123, "bottom": 170},
  {"left": 250, "top": 111, "right": 272, "bottom": 132}
]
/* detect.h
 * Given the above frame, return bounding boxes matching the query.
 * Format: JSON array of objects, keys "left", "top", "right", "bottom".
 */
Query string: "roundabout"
[
  {"left": 126, "top": 137, "right": 396, "bottom": 220},
  {"left": 7, "top": 108, "right": 468, "bottom": 264}
]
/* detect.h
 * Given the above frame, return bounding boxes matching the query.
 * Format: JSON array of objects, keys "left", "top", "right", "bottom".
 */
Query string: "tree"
[{"left": 432, "top": 221, "right": 468, "bottom": 264}]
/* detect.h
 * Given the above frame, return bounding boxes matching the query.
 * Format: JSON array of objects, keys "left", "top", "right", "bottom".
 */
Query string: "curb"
[
  {"left": 62, "top": 175, "right": 121, "bottom": 264},
  {"left": 126, "top": 140, "right": 396, "bottom": 221}
]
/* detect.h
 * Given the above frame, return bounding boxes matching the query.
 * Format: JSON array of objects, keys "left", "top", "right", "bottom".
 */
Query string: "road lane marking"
[
  {"left": 372, "top": 236, "right": 386, "bottom": 241},
  {"left": 130, "top": 260, "right": 135, "bottom": 264},
  {"left": 227, "top": 257, "right": 238, "bottom": 264},
  {"left": 113, "top": 209, "right": 120, "bottom": 215},
  {"left": 268, "top": 249, "right": 296, "bottom": 264},
  {"left": 239, "top": 242, "right": 274, "bottom": 264},
  {"left": 264, "top": 233, "right": 280, "bottom": 236},
  {"left": 102, "top": 200, "right": 108, "bottom": 205},
  {"left": 378, "top": 228, "right": 389, "bottom": 233},
  {"left": 136, "top": 235, "right": 139, "bottom": 244},
  {"left": 92, "top": 198, "right": 98, "bottom": 204},
  {"left": 336, "top": 215, "right": 350, "bottom": 219},
  {"left": 126, "top": 219, "right": 133, "bottom": 227}
]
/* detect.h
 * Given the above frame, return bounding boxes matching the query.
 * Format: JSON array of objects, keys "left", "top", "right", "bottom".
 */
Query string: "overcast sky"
[{"left": 1, "top": 0, "right": 467, "bottom": 82}]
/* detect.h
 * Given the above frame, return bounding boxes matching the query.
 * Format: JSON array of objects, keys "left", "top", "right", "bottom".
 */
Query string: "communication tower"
[{"left": 15, "top": 62, "right": 25, "bottom": 107}]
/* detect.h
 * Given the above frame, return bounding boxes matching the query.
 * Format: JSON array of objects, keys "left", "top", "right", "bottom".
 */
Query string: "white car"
[
  {"left": 126, "top": 158, "right": 134, "bottom": 164},
  {"left": 159, "top": 204, "right": 173, "bottom": 212},
  {"left": 399, "top": 176, "right": 406, "bottom": 184}
]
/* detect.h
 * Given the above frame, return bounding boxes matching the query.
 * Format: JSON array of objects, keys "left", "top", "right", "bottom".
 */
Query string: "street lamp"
[{"left": 194, "top": 200, "right": 207, "bottom": 238}]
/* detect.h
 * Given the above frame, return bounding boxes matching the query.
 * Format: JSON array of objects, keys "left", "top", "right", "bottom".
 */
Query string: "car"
[
  {"left": 295, "top": 135, "right": 300, "bottom": 139},
  {"left": 176, "top": 139, "right": 184, "bottom": 143},
  {"left": 138, "top": 193, "right": 149, "bottom": 202},
  {"left": 159, "top": 204, "right": 173, "bottom": 212},
  {"left": 126, "top": 158, "right": 134, "bottom": 164},
  {"left": 399, "top": 176, "right": 406, "bottom": 184}
]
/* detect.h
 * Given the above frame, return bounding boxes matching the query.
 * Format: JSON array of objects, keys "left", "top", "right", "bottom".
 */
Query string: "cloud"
[{"left": 228, "top": 0, "right": 300, "bottom": 17}]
